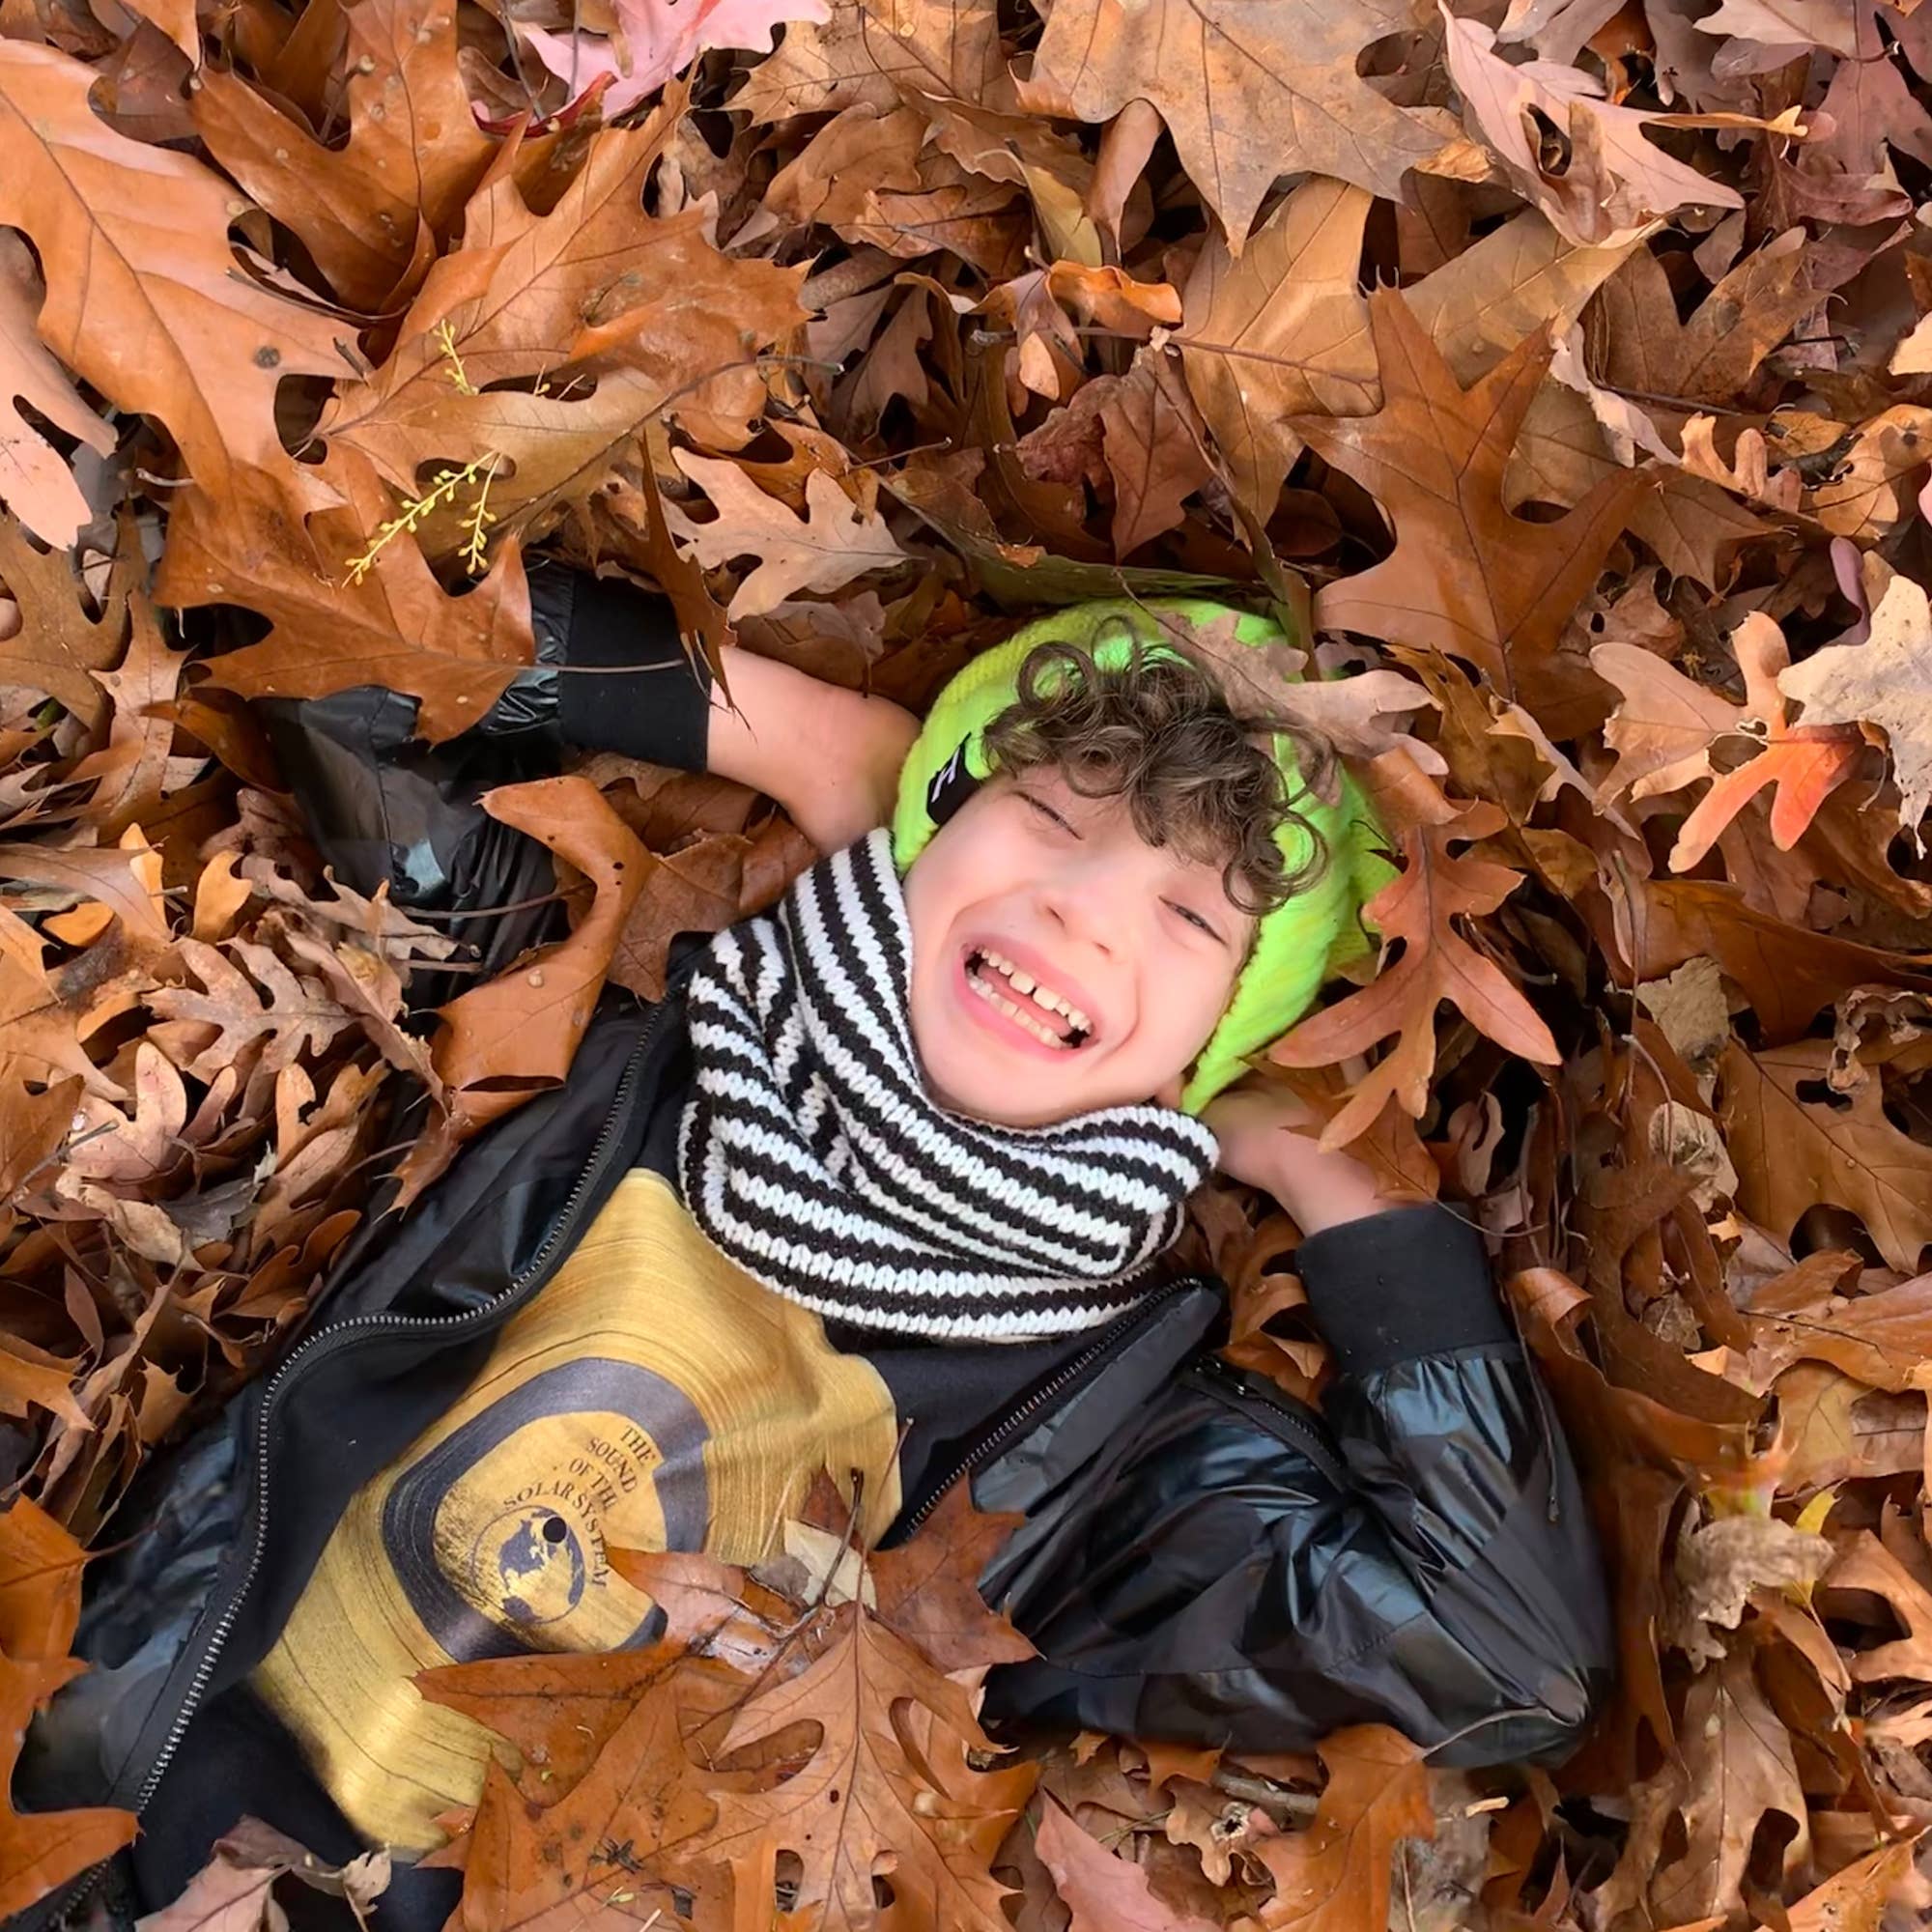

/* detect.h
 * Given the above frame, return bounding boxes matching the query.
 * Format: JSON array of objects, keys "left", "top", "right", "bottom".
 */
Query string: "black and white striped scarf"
[{"left": 676, "top": 829, "right": 1218, "bottom": 1342}]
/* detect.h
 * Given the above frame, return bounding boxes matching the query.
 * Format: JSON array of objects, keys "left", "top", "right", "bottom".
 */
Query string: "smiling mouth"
[{"left": 964, "top": 948, "right": 1094, "bottom": 1050}]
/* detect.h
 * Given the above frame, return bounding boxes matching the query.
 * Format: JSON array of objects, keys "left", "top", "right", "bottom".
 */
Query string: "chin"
[{"left": 926, "top": 1069, "right": 1068, "bottom": 1127}]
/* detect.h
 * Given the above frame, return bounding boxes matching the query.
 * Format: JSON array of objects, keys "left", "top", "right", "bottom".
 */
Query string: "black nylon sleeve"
[
  {"left": 538, "top": 570, "right": 713, "bottom": 770},
  {"left": 977, "top": 1214, "right": 1612, "bottom": 1761},
  {"left": 1297, "top": 1204, "right": 1513, "bottom": 1375}
]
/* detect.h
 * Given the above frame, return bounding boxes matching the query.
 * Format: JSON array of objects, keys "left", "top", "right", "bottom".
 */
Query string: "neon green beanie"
[{"left": 891, "top": 598, "right": 1392, "bottom": 1115}]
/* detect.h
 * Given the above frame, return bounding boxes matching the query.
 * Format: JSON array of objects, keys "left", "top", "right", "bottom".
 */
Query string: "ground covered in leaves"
[{"left": 3, "top": 0, "right": 1932, "bottom": 1926}]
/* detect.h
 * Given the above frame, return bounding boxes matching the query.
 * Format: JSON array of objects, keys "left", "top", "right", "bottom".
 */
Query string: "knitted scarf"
[{"left": 677, "top": 829, "right": 1219, "bottom": 1342}]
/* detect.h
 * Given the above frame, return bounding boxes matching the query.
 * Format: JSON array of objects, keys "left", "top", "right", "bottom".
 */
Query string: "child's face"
[{"left": 902, "top": 769, "right": 1255, "bottom": 1126}]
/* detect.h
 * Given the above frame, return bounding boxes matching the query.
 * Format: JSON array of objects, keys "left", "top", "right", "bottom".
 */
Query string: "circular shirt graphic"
[
  {"left": 383, "top": 1357, "right": 710, "bottom": 1662},
  {"left": 476, "top": 1506, "right": 589, "bottom": 1627}
]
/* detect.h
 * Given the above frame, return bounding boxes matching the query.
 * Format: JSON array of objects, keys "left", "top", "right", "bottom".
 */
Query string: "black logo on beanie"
[{"left": 925, "top": 738, "right": 980, "bottom": 827}]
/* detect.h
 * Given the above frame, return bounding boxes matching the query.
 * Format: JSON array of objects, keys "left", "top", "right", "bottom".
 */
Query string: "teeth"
[
  {"left": 966, "top": 971, "right": 1075, "bottom": 1048},
  {"left": 970, "top": 950, "right": 1093, "bottom": 1041}
]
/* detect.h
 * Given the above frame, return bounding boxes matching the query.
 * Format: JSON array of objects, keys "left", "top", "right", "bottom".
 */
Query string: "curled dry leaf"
[
  {"left": 731, "top": 0, "right": 1001, "bottom": 125},
  {"left": 1035, "top": 1796, "right": 1218, "bottom": 1932},
  {"left": 419, "top": 774, "right": 648, "bottom": 1154},
  {"left": 664, "top": 453, "right": 905, "bottom": 619},
  {"left": 138, "top": 1817, "right": 392, "bottom": 1932},
  {"left": 1442, "top": 7, "right": 1754, "bottom": 246}
]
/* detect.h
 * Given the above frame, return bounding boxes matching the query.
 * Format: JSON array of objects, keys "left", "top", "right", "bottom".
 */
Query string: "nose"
[{"left": 1039, "top": 851, "right": 1118, "bottom": 955}]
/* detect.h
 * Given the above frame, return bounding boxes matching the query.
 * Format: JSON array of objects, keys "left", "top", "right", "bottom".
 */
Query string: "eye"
[
  {"left": 1169, "top": 901, "right": 1223, "bottom": 942},
  {"left": 1021, "top": 792, "right": 1073, "bottom": 832}
]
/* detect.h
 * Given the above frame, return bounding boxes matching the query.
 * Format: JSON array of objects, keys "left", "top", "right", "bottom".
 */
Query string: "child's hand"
[{"left": 1201, "top": 1080, "right": 1394, "bottom": 1235}]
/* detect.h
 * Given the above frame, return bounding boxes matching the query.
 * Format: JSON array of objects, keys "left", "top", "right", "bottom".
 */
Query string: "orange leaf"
[
  {"left": 0, "top": 43, "right": 353, "bottom": 505},
  {"left": 1271, "top": 781, "right": 1558, "bottom": 1146},
  {"left": 1669, "top": 612, "right": 1861, "bottom": 869},
  {"left": 398, "top": 777, "right": 649, "bottom": 1198},
  {"left": 0, "top": 1501, "right": 136, "bottom": 1919},
  {"left": 1252, "top": 1724, "right": 1433, "bottom": 1932}
]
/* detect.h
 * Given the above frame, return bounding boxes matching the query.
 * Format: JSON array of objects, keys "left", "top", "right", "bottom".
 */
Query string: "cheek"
[{"left": 1129, "top": 945, "right": 1241, "bottom": 1066}]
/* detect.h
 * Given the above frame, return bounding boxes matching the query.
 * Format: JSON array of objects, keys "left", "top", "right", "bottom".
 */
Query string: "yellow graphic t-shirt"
[{"left": 253, "top": 1170, "right": 900, "bottom": 1850}]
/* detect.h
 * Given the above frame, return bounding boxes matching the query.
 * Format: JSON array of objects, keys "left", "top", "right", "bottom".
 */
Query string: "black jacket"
[{"left": 18, "top": 573, "right": 1611, "bottom": 1927}]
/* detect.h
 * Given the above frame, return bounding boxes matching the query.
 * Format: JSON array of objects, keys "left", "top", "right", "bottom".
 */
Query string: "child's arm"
[
  {"left": 705, "top": 649, "right": 920, "bottom": 853},
  {"left": 538, "top": 573, "right": 918, "bottom": 851},
  {"left": 980, "top": 1162, "right": 1609, "bottom": 1761}
]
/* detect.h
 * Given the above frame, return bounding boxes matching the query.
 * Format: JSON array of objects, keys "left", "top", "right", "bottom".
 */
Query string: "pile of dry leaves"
[{"left": 4, "top": 0, "right": 1932, "bottom": 1925}]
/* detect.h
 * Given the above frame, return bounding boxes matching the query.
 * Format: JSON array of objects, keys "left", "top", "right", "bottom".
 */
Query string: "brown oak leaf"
[
  {"left": 1179, "top": 177, "right": 1377, "bottom": 523},
  {"left": 1252, "top": 1725, "right": 1435, "bottom": 1932},
  {"left": 166, "top": 462, "right": 538, "bottom": 745},
  {"left": 191, "top": 0, "right": 495, "bottom": 314},
  {"left": 1021, "top": 0, "right": 1445, "bottom": 245},
  {"left": 0, "top": 42, "right": 354, "bottom": 505},
  {"left": 664, "top": 453, "right": 905, "bottom": 621},
  {"left": 1294, "top": 288, "right": 1646, "bottom": 693},
  {"left": 1719, "top": 1038, "right": 1932, "bottom": 1274},
  {"left": 1649, "top": 1642, "right": 1808, "bottom": 1923},
  {"left": 317, "top": 109, "right": 808, "bottom": 540},
  {"left": 0, "top": 1500, "right": 137, "bottom": 1918},
  {"left": 1272, "top": 769, "right": 1560, "bottom": 1148},
  {"left": 689, "top": 1602, "right": 1036, "bottom": 1932}
]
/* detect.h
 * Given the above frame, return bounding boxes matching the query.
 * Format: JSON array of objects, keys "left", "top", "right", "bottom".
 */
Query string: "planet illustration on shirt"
[{"left": 473, "top": 1506, "right": 587, "bottom": 1627}]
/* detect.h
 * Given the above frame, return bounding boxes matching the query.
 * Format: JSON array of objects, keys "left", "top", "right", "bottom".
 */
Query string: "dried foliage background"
[{"left": 5, "top": 0, "right": 1932, "bottom": 1925}]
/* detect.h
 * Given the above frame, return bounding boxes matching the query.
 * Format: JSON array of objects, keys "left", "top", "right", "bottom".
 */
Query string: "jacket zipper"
[
  {"left": 896, "top": 1275, "right": 1190, "bottom": 1537},
  {"left": 1187, "top": 1353, "right": 1351, "bottom": 1490},
  {"left": 121, "top": 1010, "right": 665, "bottom": 1820}
]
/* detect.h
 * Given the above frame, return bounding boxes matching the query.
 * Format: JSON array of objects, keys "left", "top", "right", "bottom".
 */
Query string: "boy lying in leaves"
[{"left": 25, "top": 592, "right": 1609, "bottom": 1927}]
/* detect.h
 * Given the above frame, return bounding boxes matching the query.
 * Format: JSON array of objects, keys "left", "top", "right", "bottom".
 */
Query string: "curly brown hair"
[{"left": 979, "top": 638, "right": 1333, "bottom": 919}]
